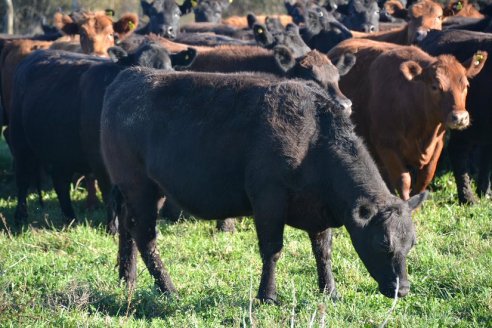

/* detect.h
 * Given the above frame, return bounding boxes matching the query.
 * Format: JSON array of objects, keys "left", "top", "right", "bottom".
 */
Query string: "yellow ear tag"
[
  {"left": 192, "top": 0, "right": 198, "bottom": 8},
  {"left": 105, "top": 9, "right": 115, "bottom": 17},
  {"left": 128, "top": 21, "right": 135, "bottom": 30},
  {"left": 456, "top": 1, "right": 463, "bottom": 10},
  {"left": 185, "top": 55, "right": 189, "bottom": 60},
  {"left": 229, "top": 0, "right": 233, "bottom": 3},
  {"left": 257, "top": 27, "right": 263, "bottom": 34},
  {"left": 474, "top": 54, "right": 484, "bottom": 66}
]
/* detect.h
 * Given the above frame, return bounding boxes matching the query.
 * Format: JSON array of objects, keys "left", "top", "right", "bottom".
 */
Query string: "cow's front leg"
[
  {"left": 375, "top": 146, "right": 411, "bottom": 200},
  {"left": 252, "top": 188, "right": 286, "bottom": 304},
  {"left": 413, "top": 138, "right": 444, "bottom": 194},
  {"left": 309, "top": 228, "right": 337, "bottom": 299}
]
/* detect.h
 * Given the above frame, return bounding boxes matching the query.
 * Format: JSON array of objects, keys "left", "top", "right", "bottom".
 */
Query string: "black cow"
[
  {"left": 137, "top": 0, "right": 193, "bottom": 38},
  {"left": 8, "top": 43, "right": 194, "bottom": 230},
  {"left": 301, "top": 7, "right": 353, "bottom": 53},
  {"left": 194, "top": 0, "right": 231, "bottom": 23},
  {"left": 419, "top": 29, "right": 492, "bottom": 203},
  {"left": 101, "top": 67, "right": 427, "bottom": 302},
  {"left": 253, "top": 23, "right": 311, "bottom": 58},
  {"left": 341, "top": 0, "right": 380, "bottom": 32}
]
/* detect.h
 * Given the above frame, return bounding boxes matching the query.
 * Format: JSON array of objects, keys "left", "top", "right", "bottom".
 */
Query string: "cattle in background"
[
  {"left": 443, "top": 0, "right": 484, "bottom": 19},
  {"left": 329, "top": 39, "right": 487, "bottom": 200},
  {"left": 253, "top": 23, "right": 311, "bottom": 58},
  {"left": 193, "top": 0, "right": 231, "bottom": 23},
  {"left": 339, "top": 0, "right": 381, "bottom": 32},
  {"left": 300, "top": 6, "right": 353, "bottom": 53},
  {"left": 420, "top": 29, "right": 492, "bottom": 203},
  {"left": 223, "top": 14, "right": 293, "bottom": 29},
  {"left": 7, "top": 43, "right": 194, "bottom": 230},
  {"left": 50, "top": 11, "right": 138, "bottom": 57},
  {"left": 285, "top": 0, "right": 320, "bottom": 25},
  {"left": 357, "top": 0, "right": 443, "bottom": 44},
  {"left": 137, "top": 0, "right": 194, "bottom": 38},
  {"left": 101, "top": 64, "right": 427, "bottom": 302}
]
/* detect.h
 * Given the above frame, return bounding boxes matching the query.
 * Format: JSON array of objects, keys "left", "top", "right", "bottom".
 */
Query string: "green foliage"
[{"left": 0, "top": 134, "right": 491, "bottom": 326}]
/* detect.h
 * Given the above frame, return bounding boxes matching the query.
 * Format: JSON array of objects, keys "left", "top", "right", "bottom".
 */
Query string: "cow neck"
[{"left": 312, "top": 111, "right": 394, "bottom": 227}]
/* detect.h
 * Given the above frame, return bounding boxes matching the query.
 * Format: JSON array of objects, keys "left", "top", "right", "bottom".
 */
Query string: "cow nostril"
[
  {"left": 168, "top": 26, "right": 174, "bottom": 33},
  {"left": 369, "top": 25, "right": 375, "bottom": 32}
]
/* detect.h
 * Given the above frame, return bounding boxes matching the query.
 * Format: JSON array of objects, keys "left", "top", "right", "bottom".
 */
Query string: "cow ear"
[
  {"left": 274, "top": 45, "right": 296, "bottom": 73},
  {"left": 108, "top": 46, "right": 128, "bottom": 63},
  {"left": 60, "top": 14, "right": 79, "bottom": 35},
  {"left": 171, "top": 47, "right": 197, "bottom": 69},
  {"left": 400, "top": 60, "right": 423, "bottom": 81},
  {"left": 113, "top": 13, "right": 139, "bottom": 37},
  {"left": 463, "top": 51, "right": 487, "bottom": 78},
  {"left": 253, "top": 23, "right": 275, "bottom": 48},
  {"left": 247, "top": 13, "right": 258, "bottom": 29},
  {"left": 384, "top": 0, "right": 408, "bottom": 20},
  {"left": 141, "top": 1, "right": 155, "bottom": 17},
  {"left": 335, "top": 53, "right": 356, "bottom": 76},
  {"left": 407, "top": 191, "right": 428, "bottom": 211}
]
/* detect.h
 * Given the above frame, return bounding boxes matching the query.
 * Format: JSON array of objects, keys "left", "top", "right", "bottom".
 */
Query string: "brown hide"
[
  {"left": 328, "top": 38, "right": 487, "bottom": 199},
  {"left": 0, "top": 39, "right": 52, "bottom": 122},
  {"left": 223, "top": 15, "right": 293, "bottom": 29},
  {"left": 359, "top": 0, "right": 443, "bottom": 44},
  {"left": 59, "top": 12, "right": 138, "bottom": 57}
]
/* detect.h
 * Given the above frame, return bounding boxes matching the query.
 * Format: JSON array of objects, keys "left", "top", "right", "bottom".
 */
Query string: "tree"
[{"left": 4, "top": 0, "right": 14, "bottom": 34}]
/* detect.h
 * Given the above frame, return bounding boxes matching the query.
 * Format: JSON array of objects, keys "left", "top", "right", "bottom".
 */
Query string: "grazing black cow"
[
  {"left": 419, "top": 29, "right": 492, "bottom": 203},
  {"left": 137, "top": 0, "right": 193, "bottom": 38},
  {"left": 101, "top": 66, "right": 427, "bottom": 302},
  {"left": 8, "top": 43, "right": 194, "bottom": 230}
]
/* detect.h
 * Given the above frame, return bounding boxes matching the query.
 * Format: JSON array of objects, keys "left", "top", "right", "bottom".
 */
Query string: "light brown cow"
[
  {"left": 356, "top": 0, "right": 443, "bottom": 44},
  {"left": 53, "top": 11, "right": 138, "bottom": 57},
  {"left": 328, "top": 38, "right": 487, "bottom": 199},
  {"left": 223, "top": 15, "right": 293, "bottom": 29}
]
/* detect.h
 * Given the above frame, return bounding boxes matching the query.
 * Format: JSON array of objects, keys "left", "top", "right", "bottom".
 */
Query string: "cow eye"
[
  {"left": 437, "top": 15, "right": 442, "bottom": 20},
  {"left": 431, "top": 84, "right": 439, "bottom": 91}
]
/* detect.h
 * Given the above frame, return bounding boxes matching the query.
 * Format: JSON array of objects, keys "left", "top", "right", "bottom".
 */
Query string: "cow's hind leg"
[
  {"left": 449, "top": 133, "right": 476, "bottom": 204},
  {"left": 123, "top": 182, "right": 177, "bottom": 294},
  {"left": 477, "top": 144, "right": 492, "bottom": 198},
  {"left": 51, "top": 171, "right": 77, "bottom": 224},
  {"left": 309, "top": 228, "right": 337, "bottom": 299},
  {"left": 252, "top": 187, "right": 287, "bottom": 304}
]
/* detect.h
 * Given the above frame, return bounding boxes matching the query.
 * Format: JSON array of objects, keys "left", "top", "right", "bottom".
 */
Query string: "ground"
[{"left": 0, "top": 133, "right": 491, "bottom": 327}]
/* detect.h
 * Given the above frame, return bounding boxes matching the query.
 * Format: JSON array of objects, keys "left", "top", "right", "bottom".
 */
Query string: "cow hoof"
[
  {"left": 256, "top": 297, "right": 279, "bottom": 305},
  {"left": 216, "top": 218, "right": 236, "bottom": 232},
  {"left": 106, "top": 219, "right": 118, "bottom": 235}
]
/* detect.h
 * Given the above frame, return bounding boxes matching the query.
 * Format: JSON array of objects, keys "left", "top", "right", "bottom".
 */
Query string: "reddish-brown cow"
[
  {"left": 329, "top": 39, "right": 487, "bottom": 199},
  {"left": 54, "top": 11, "right": 138, "bottom": 57},
  {"left": 354, "top": 0, "right": 443, "bottom": 44}
]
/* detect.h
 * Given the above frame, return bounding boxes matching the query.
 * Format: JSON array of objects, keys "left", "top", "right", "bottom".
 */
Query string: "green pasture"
[{"left": 0, "top": 133, "right": 490, "bottom": 327}]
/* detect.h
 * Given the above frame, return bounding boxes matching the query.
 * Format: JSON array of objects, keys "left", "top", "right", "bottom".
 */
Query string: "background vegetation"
[{"left": 0, "top": 128, "right": 491, "bottom": 326}]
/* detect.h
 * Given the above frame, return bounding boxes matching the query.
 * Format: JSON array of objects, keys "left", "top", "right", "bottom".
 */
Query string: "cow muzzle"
[
  {"left": 447, "top": 111, "right": 470, "bottom": 130},
  {"left": 379, "top": 279, "right": 410, "bottom": 298},
  {"left": 415, "top": 29, "right": 428, "bottom": 43}
]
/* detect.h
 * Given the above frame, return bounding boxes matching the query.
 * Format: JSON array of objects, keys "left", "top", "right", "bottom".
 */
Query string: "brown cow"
[
  {"left": 53, "top": 11, "right": 138, "bottom": 57},
  {"left": 328, "top": 39, "right": 487, "bottom": 199},
  {"left": 355, "top": 0, "right": 443, "bottom": 44},
  {"left": 223, "top": 15, "right": 293, "bottom": 29}
]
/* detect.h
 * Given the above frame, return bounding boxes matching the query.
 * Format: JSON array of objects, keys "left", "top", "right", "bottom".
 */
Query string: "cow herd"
[{"left": 0, "top": 0, "right": 490, "bottom": 304}]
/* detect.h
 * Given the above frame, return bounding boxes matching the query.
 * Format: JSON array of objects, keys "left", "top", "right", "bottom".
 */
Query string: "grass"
[{"left": 0, "top": 133, "right": 491, "bottom": 327}]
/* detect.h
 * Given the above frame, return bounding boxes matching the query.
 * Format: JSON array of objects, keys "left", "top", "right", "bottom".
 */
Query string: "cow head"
[
  {"left": 60, "top": 11, "right": 138, "bottom": 57},
  {"left": 407, "top": 0, "right": 443, "bottom": 44},
  {"left": 347, "top": 192, "right": 427, "bottom": 298},
  {"left": 304, "top": 7, "right": 353, "bottom": 52},
  {"left": 275, "top": 47, "right": 355, "bottom": 111},
  {"left": 108, "top": 42, "right": 196, "bottom": 70},
  {"left": 254, "top": 23, "right": 311, "bottom": 58},
  {"left": 284, "top": 0, "right": 320, "bottom": 25},
  {"left": 141, "top": 0, "right": 182, "bottom": 38},
  {"left": 194, "top": 0, "right": 231, "bottom": 23},
  {"left": 383, "top": 0, "right": 409, "bottom": 20},
  {"left": 400, "top": 51, "right": 488, "bottom": 130},
  {"left": 343, "top": 0, "right": 380, "bottom": 33}
]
